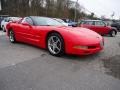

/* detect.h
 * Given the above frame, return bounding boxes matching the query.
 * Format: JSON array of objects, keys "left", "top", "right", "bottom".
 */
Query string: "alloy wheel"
[
  {"left": 112, "top": 31, "right": 116, "bottom": 37},
  {"left": 9, "top": 30, "right": 15, "bottom": 43},
  {"left": 48, "top": 36, "right": 62, "bottom": 55}
]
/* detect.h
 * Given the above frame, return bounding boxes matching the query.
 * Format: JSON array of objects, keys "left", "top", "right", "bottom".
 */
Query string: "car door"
[
  {"left": 19, "top": 17, "right": 41, "bottom": 46},
  {"left": 93, "top": 21, "right": 109, "bottom": 35},
  {"left": 13, "top": 17, "right": 31, "bottom": 42}
]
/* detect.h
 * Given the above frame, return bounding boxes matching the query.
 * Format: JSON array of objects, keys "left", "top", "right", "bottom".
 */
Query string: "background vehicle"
[
  {"left": 0, "top": 15, "right": 9, "bottom": 29},
  {"left": 6, "top": 16, "right": 104, "bottom": 56},
  {"left": 62, "top": 18, "right": 77, "bottom": 27},
  {"left": 53, "top": 18, "right": 68, "bottom": 26},
  {"left": 79, "top": 20, "right": 117, "bottom": 37},
  {"left": 111, "top": 21, "right": 120, "bottom": 32},
  {"left": 1, "top": 17, "right": 21, "bottom": 32}
]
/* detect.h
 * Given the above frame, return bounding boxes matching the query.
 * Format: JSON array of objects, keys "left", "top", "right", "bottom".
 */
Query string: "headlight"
[{"left": 74, "top": 46, "right": 88, "bottom": 50}]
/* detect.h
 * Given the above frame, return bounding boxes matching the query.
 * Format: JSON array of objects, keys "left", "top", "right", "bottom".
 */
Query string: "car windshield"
[
  {"left": 33, "top": 17, "right": 65, "bottom": 26},
  {"left": 54, "top": 18, "right": 65, "bottom": 23}
]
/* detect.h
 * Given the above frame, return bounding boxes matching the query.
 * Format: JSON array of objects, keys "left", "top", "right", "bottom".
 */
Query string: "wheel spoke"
[
  {"left": 48, "top": 43, "right": 53, "bottom": 47},
  {"left": 55, "top": 39, "right": 60, "bottom": 44},
  {"left": 53, "top": 46, "right": 56, "bottom": 52},
  {"left": 51, "top": 37, "right": 55, "bottom": 43},
  {"left": 56, "top": 46, "right": 60, "bottom": 51},
  {"left": 9, "top": 31, "right": 14, "bottom": 42}
]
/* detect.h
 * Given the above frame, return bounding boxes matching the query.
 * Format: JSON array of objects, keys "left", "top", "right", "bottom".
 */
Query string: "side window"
[
  {"left": 21, "top": 17, "right": 33, "bottom": 25},
  {"left": 95, "top": 21, "right": 105, "bottom": 26},
  {"left": 26, "top": 17, "right": 33, "bottom": 25},
  {"left": 21, "top": 18, "right": 27, "bottom": 23},
  {"left": 81, "top": 21, "right": 94, "bottom": 25},
  {"left": 80, "top": 21, "right": 87, "bottom": 24},
  {"left": 87, "top": 21, "right": 94, "bottom": 25}
]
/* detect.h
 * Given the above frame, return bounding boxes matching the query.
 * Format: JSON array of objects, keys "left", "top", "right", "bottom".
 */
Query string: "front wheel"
[
  {"left": 2, "top": 26, "right": 6, "bottom": 32},
  {"left": 9, "top": 30, "right": 16, "bottom": 43},
  {"left": 109, "top": 30, "right": 117, "bottom": 37},
  {"left": 47, "top": 33, "right": 64, "bottom": 56}
]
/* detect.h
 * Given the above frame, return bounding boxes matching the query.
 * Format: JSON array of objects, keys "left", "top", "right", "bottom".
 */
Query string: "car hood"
[
  {"left": 56, "top": 26, "right": 102, "bottom": 39},
  {"left": 54, "top": 26, "right": 103, "bottom": 45}
]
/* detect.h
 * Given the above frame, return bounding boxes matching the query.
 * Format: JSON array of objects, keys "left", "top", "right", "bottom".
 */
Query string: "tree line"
[{"left": 0, "top": 0, "right": 98, "bottom": 21}]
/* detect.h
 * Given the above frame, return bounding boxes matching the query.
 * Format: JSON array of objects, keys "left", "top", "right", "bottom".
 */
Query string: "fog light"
[{"left": 74, "top": 46, "right": 88, "bottom": 50}]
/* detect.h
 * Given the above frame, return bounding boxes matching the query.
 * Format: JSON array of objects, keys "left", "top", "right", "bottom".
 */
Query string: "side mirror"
[{"left": 22, "top": 23, "right": 32, "bottom": 27}]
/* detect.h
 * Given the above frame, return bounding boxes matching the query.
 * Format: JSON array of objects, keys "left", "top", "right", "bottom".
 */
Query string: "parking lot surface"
[{"left": 0, "top": 31, "right": 120, "bottom": 90}]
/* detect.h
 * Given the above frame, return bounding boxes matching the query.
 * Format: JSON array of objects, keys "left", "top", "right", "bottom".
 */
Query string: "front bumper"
[
  {"left": 66, "top": 41, "right": 104, "bottom": 55},
  {"left": 69, "top": 47, "right": 103, "bottom": 55}
]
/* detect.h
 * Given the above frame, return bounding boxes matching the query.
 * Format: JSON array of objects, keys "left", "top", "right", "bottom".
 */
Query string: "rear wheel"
[
  {"left": 47, "top": 33, "right": 64, "bottom": 56},
  {"left": 2, "top": 26, "right": 6, "bottom": 32},
  {"left": 110, "top": 30, "right": 117, "bottom": 37},
  {"left": 9, "top": 30, "right": 16, "bottom": 43}
]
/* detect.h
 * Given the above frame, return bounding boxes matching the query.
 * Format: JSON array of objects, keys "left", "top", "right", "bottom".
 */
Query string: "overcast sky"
[{"left": 72, "top": 0, "right": 120, "bottom": 19}]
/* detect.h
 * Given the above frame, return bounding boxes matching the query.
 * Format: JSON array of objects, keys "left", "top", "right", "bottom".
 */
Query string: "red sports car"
[
  {"left": 6, "top": 16, "right": 104, "bottom": 56},
  {"left": 79, "top": 20, "right": 117, "bottom": 37}
]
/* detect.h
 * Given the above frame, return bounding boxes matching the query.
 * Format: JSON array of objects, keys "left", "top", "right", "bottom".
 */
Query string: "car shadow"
[
  {"left": 61, "top": 52, "right": 101, "bottom": 61},
  {"left": 12, "top": 42, "right": 102, "bottom": 62}
]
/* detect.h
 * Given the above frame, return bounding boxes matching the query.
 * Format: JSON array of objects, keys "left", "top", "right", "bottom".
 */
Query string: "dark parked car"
[{"left": 111, "top": 21, "right": 120, "bottom": 32}]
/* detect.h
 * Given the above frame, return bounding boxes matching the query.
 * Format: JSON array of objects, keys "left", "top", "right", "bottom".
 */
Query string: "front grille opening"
[{"left": 88, "top": 46, "right": 97, "bottom": 49}]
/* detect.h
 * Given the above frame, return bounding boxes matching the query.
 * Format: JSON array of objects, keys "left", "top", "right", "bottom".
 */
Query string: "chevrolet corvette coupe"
[{"left": 6, "top": 16, "right": 104, "bottom": 56}]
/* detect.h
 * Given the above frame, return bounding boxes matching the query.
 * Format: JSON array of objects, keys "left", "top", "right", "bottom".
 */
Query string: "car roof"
[
  {"left": 29, "top": 16, "right": 51, "bottom": 19},
  {"left": 81, "top": 20, "right": 102, "bottom": 22}
]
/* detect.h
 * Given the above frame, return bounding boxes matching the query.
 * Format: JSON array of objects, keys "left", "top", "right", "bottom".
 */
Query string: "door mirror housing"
[{"left": 22, "top": 22, "right": 32, "bottom": 28}]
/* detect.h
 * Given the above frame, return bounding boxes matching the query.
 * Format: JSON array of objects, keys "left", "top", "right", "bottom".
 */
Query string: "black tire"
[
  {"left": 47, "top": 33, "right": 64, "bottom": 56},
  {"left": 9, "top": 30, "right": 16, "bottom": 43},
  {"left": 109, "top": 30, "right": 117, "bottom": 37},
  {"left": 2, "top": 27, "right": 6, "bottom": 32},
  {"left": 2, "top": 26, "right": 5, "bottom": 32}
]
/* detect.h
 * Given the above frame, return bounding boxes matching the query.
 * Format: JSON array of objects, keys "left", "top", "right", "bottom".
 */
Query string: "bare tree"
[{"left": 0, "top": 0, "right": 98, "bottom": 20}]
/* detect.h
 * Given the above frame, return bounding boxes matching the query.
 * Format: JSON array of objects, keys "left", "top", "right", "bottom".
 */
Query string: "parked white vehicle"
[{"left": 1, "top": 17, "right": 21, "bottom": 32}]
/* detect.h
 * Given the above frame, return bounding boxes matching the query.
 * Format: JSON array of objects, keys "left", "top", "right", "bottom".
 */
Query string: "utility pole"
[{"left": 74, "top": 0, "right": 78, "bottom": 22}]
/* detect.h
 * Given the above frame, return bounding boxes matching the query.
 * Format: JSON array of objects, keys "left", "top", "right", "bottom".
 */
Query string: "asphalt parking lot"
[{"left": 0, "top": 31, "right": 120, "bottom": 90}]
